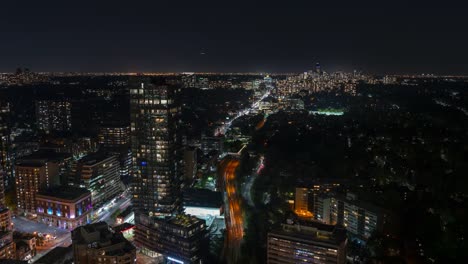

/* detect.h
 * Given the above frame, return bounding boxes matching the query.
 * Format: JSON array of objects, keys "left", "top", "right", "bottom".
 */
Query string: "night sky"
[{"left": 1, "top": 1, "right": 467, "bottom": 74}]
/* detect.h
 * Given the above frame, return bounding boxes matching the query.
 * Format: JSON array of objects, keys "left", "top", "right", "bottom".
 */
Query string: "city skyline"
[{"left": 0, "top": 1, "right": 467, "bottom": 263}]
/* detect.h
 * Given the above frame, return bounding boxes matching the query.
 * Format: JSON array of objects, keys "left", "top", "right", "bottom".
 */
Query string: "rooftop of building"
[
  {"left": 100, "top": 122, "right": 130, "bottom": 129},
  {"left": 15, "top": 161, "right": 45, "bottom": 168},
  {"left": 19, "top": 149, "right": 72, "bottom": 162},
  {"left": 155, "top": 214, "right": 205, "bottom": 229},
  {"left": 35, "top": 245, "right": 72, "bottom": 264},
  {"left": 72, "top": 222, "right": 135, "bottom": 256},
  {"left": 37, "top": 186, "right": 91, "bottom": 201},
  {"left": 183, "top": 188, "right": 223, "bottom": 209},
  {"left": 113, "top": 223, "right": 135, "bottom": 233},
  {"left": 14, "top": 241, "right": 30, "bottom": 251},
  {"left": 335, "top": 192, "right": 388, "bottom": 214},
  {"left": 270, "top": 219, "right": 347, "bottom": 246},
  {"left": 78, "top": 151, "right": 116, "bottom": 166}
]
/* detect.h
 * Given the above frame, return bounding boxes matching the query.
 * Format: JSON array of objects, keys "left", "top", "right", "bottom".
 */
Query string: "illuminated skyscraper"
[
  {"left": 315, "top": 62, "right": 322, "bottom": 75},
  {"left": 130, "top": 77, "right": 208, "bottom": 263},
  {"left": 130, "top": 77, "right": 183, "bottom": 216}
]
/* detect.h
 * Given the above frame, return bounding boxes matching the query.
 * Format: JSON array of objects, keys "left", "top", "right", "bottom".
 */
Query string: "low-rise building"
[
  {"left": 267, "top": 220, "right": 347, "bottom": 264},
  {"left": 72, "top": 222, "right": 136, "bottom": 264},
  {"left": 0, "top": 231, "right": 16, "bottom": 260},
  {"left": 35, "top": 245, "right": 73, "bottom": 264},
  {"left": 183, "top": 188, "right": 223, "bottom": 219},
  {"left": 36, "top": 186, "right": 92, "bottom": 229},
  {"left": 116, "top": 207, "right": 134, "bottom": 225},
  {"left": 0, "top": 209, "right": 12, "bottom": 231},
  {"left": 13, "top": 233, "right": 36, "bottom": 262}
]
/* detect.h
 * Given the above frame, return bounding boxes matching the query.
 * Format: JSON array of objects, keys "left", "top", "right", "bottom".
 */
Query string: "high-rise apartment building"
[
  {"left": 68, "top": 152, "right": 122, "bottom": 206},
  {"left": 131, "top": 77, "right": 208, "bottom": 263},
  {"left": 130, "top": 77, "right": 183, "bottom": 215},
  {"left": 15, "top": 161, "right": 60, "bottom": 215},
  {"left": 98, "top": 124, "right": 131, "bottom": 148},
  {"left": 315, "top": 193, "right": 389, "bottom": 239},
  {"left": 98, "top": 123, "right": 132, "bottom": 181},
  {"left": 36, "top": 100, "right": 72, "bottom": 134},
  {"left": 267, "top": 220, "right": 347, "bottom": 264}
]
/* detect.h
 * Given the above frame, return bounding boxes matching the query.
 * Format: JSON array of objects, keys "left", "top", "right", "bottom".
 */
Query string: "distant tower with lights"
[{"left": 315, "top": 62, "right": 322, "bottom": 75}]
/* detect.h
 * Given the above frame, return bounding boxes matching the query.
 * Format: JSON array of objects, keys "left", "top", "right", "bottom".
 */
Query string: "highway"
[{"left": 222, "top": 159, "right": 244, "bottom": 263}]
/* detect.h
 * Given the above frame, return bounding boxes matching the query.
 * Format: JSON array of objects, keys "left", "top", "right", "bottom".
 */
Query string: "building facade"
[
  {"left": 72, "top": 222, "right": 136, "bottom": 264},
  {"left": 0, "top": 231, "right": 16, "bottom": 260},
  {"left": 35, "top": 100, "right": 72, "bottom": 134},
  {"left": 98, "top": 124, "right": 132, "bottom": 181},
  {"left": 201, "top": 136, "right": 223, "bottom": 155},
  {"left": 130, "top": 77, "right": 183, "bottom": 216},
  {"left": 267, "top": 220, "right": 347, "bottom": 264},
  {"left": 69, "top": 152, "right": 122, "bottom": 206},
  {"left": 0, "top": 208, "right": 12, "bottom": 231},
  {"left": 15, "top": 161, "right": 59, "bottom": 215},
  {"left": 135, "top": 214, "right": 207, "bottom": 263},
  {"left": 36, "top": 186, "right": 92, "bottom": 229},
  {"left": 315, "top": 193, "right": 388, "bottom": 239},
  {"left": 131, "top": 77, "right": 210, "bottom": 262}
]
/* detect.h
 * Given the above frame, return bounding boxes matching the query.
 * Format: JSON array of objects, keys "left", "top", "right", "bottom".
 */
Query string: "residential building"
[
  {"left": 267, "top": 220, "right": 347, "bottom": 264},
  {"left": 315, "top": 193, "right": 389, "bottom": 239},
  {"left": 0, "top": 231, "right": 16, "bottom": 260},
  {"left": 16, "top": 150, "right": 72, "bottom": 187},
  {"left": 201, "top": 135, "right": 223, "bottom": 155},
  {"left": 35, "top": 100, "right": 72, "bottom": 134},
  {"left": 130, "top": 77, "right": 183, "bottom": 215},
  {"left": 131, "top": 77, "right": 210, "bottom": 262},
  {"left": 15, "top": 161, "right": 59, "bottom": 215},
  {"left": 0, "top": 208, "right": 12, "bottom": 231},
  {"left": 69, "top": 152, "right": 122, "bottom": 206},
  {"left": 98, "top": 123, "right": 132, "bottom": 182},
  {"left": 13, "top": 233, "right": 36, "bottom": 261}
]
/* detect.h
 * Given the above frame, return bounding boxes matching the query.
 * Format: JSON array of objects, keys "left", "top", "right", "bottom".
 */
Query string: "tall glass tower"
[{"left": 130, "top": 77, "right": 183, "bottom": 216}]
